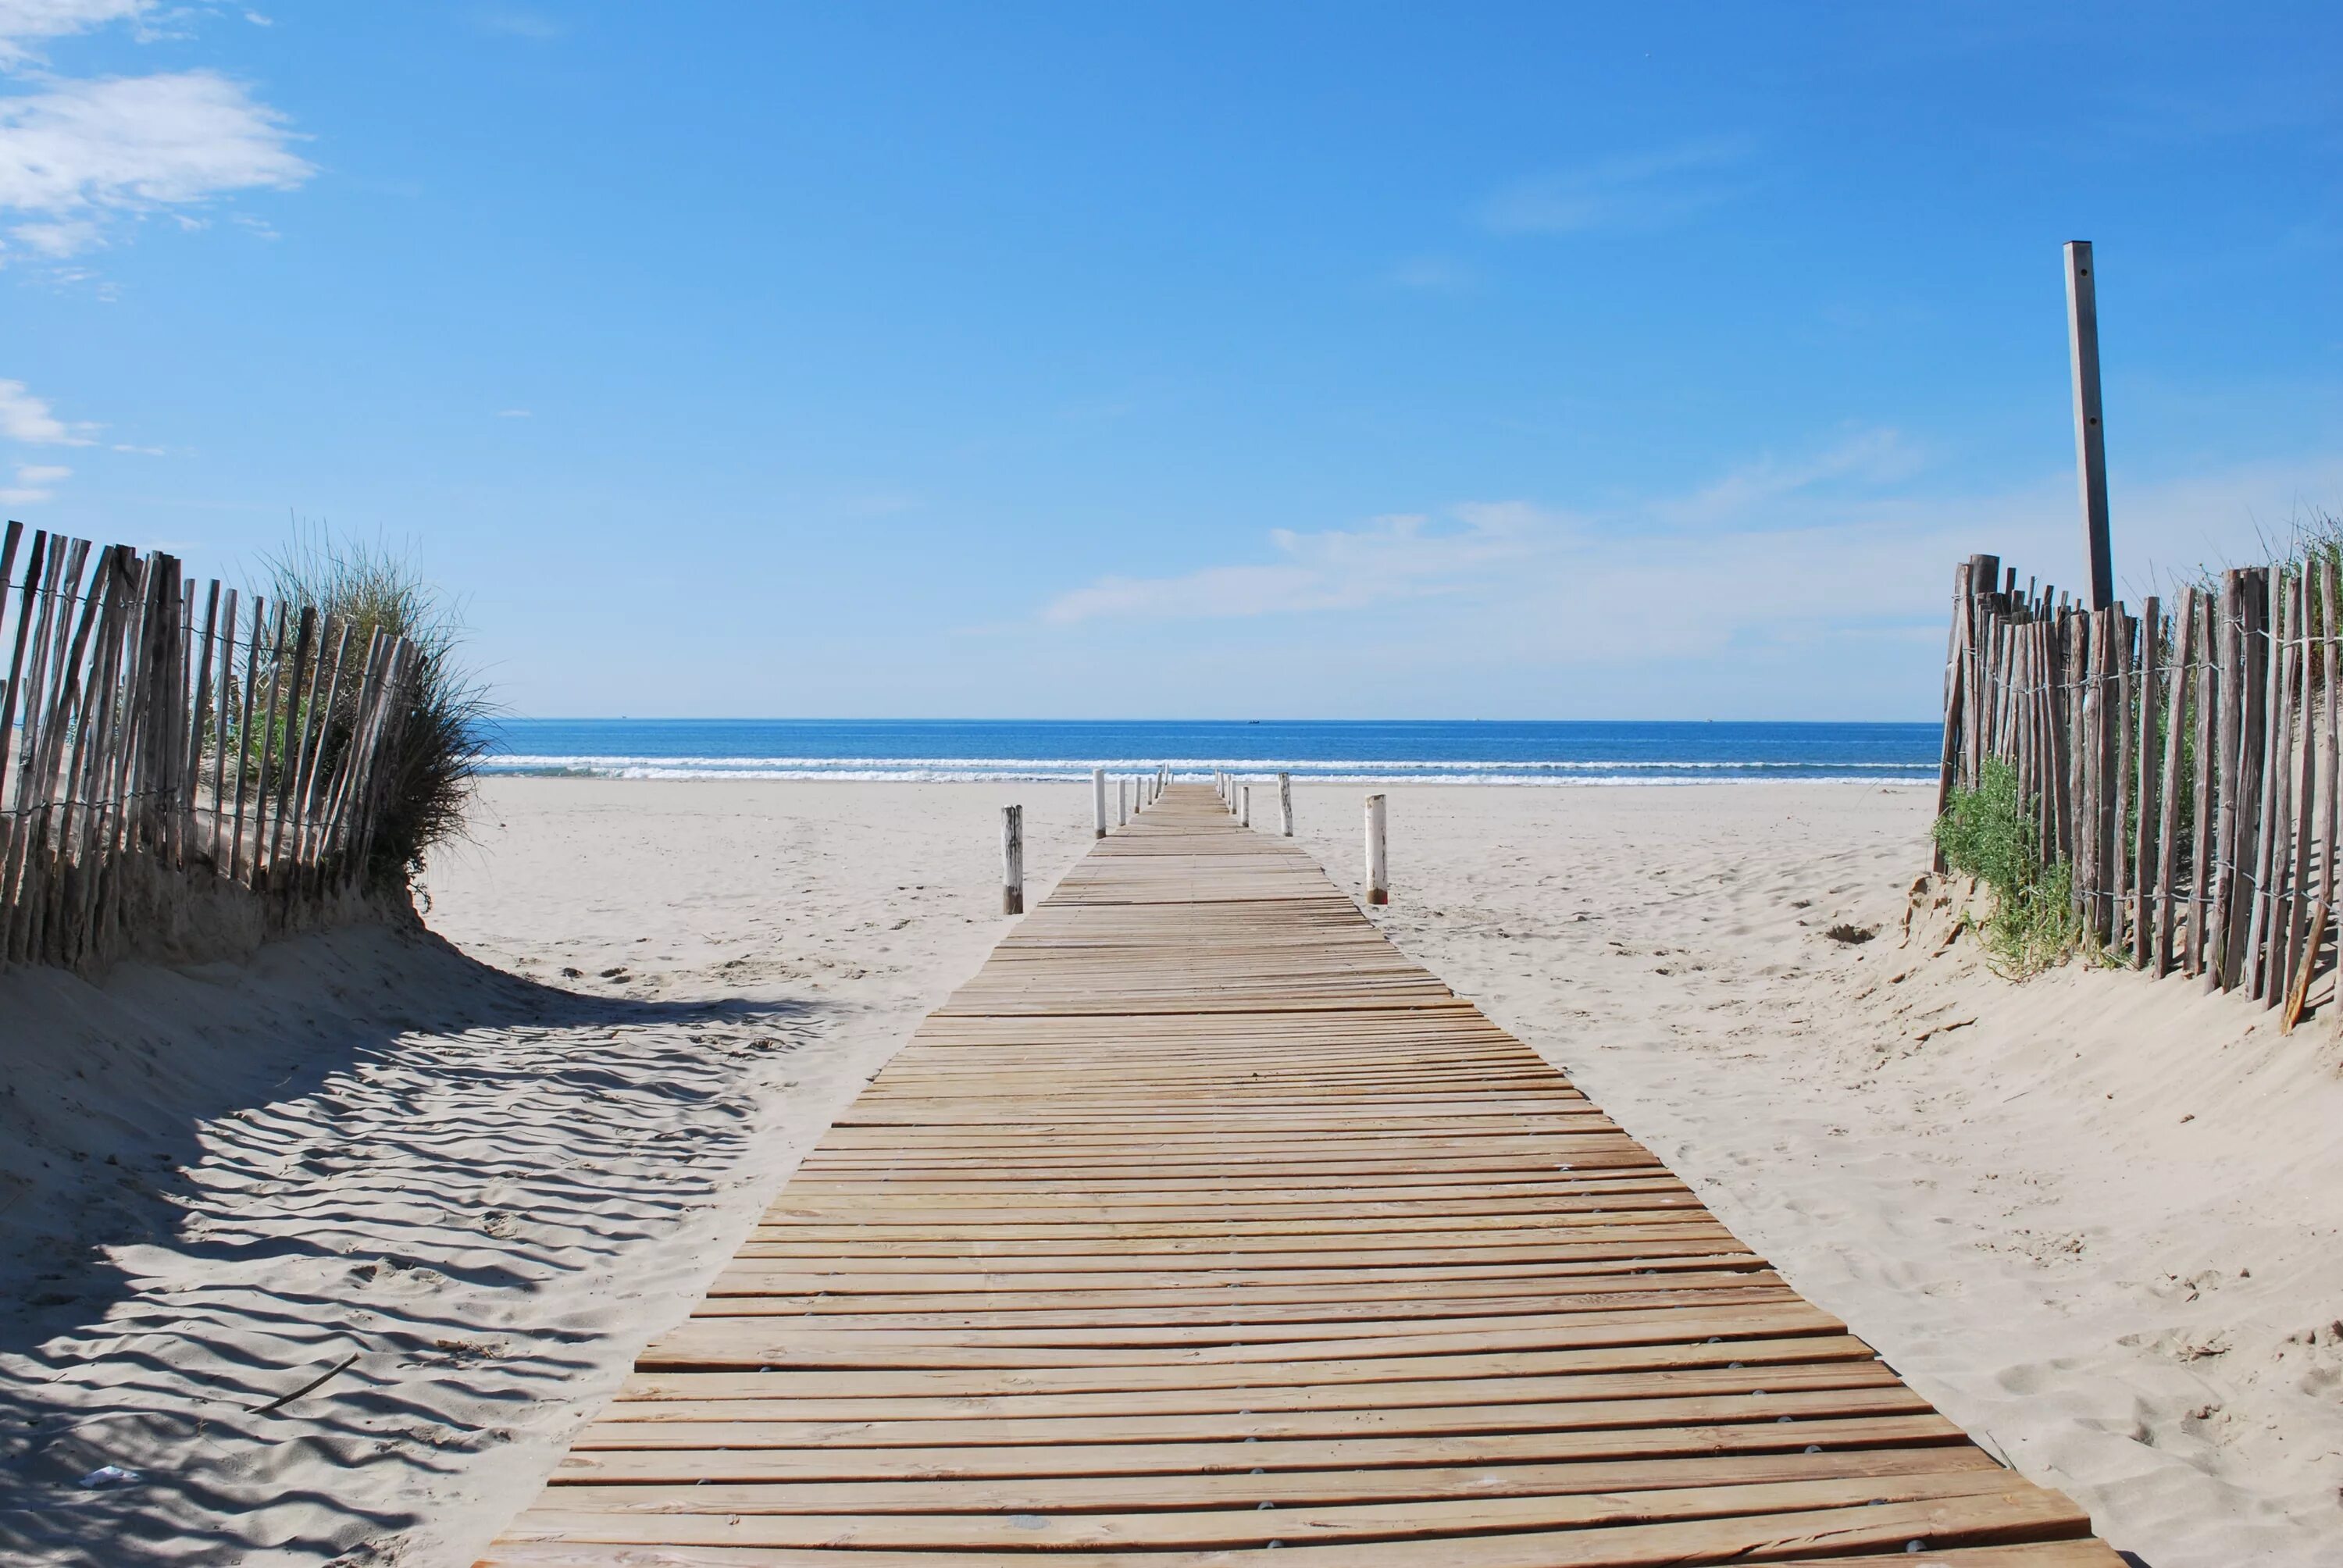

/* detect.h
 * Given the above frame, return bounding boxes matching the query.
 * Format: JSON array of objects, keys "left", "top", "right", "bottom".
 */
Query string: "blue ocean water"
[{"left": 480, "top": 719, "right": 1939, "bottom": 786}]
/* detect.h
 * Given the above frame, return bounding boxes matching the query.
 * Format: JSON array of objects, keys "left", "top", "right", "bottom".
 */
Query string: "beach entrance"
[{"left": 478, "top": 782, "right": 2116, "bottom": 1564}]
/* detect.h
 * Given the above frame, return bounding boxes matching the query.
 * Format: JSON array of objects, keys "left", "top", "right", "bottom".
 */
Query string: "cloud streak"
[
  {"left": 0, "top": 377, "right": 93, "bottom": 444},
  {"left": 1653, "top": 428, "right": 1926, "bottom": 529},
  {"left": 1481, "top": 137, "right": 1756, "bottom": 237},
  {"left": 0, "top": 1, "right": 152, "bottom": 66},
  {"left": 1042, "top": 506, "right": 1554, "bottom": 625},
  {"left": 0, "top": 460, "right": 70, "bottom": 504},
  {"left": 1032, "top": 434, "right": 2343, "bottom": 715}
]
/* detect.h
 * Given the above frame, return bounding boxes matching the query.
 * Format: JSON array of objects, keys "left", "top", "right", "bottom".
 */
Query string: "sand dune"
[{"left": 3, "top": 778, "right": 2338, "bottom": 1564}]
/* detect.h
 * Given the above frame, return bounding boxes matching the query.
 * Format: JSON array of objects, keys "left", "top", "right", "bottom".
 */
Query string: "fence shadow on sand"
[{"left": 0, "top": 925, "right": 829, "bottom": 1566}]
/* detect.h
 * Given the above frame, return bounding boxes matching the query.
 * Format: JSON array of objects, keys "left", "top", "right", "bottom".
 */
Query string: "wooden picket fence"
[
  {"left": 1938, "top": 548, "right": 2341, "bottom": 1022},
  {"left": 0, "top": 521, "right": 421, "bottom": 971}
]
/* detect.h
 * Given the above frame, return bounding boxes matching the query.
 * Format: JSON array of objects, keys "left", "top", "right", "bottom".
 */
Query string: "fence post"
[
  {"left": 1091, "top": 768, "right": 1106, "bottom": 839},
  {"left": 1240, "top": 784, "right": 1250, "bottom": 827},
  {"left": 2065, "top": 241, "right": 2113, "bottom": 610},
  {"left": 1001, "top": 804, "right": 1023, "bottom": 914},
  {"left": 1364, "top": 793, "right": 1388, "bottom": 906},
  {"left": 1278, "top": 772, "right": 1293, "bottom": 836},
  {"left": 1118, "top": 776, "right": 1129, "bottom": 827}
]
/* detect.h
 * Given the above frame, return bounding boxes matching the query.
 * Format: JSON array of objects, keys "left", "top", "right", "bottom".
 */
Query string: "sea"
[{"left": 480, "top": 720, "right": 1939, "bottom": 787}]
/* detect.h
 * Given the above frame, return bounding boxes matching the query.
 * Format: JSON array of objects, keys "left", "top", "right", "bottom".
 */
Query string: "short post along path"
[{"left": 480, "top": 783, "right": 2119, "bottom": 1566}]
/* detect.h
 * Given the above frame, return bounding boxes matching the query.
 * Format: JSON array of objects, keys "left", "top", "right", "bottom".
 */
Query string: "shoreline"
[{"left": 478, "top": 768, "right": 1939, "bottom": 785}]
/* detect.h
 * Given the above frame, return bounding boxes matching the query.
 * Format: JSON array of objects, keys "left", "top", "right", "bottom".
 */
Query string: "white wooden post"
[
  {"left": 1001, "top": 804, "right": 1024, "bottom": 915},
  {"left": 1092, "top": 767, "right": 1107, "bottom": 839},
  {"left": 1364, "top": 793, "right": 1389, "bottom": 906},
  {"left": 1278, "top": 772, "right": 1293, "bottom": 836},
  {"left": 1240, "top": 783, "right": 1251, "bottom": 827},
  {"left": 1118, "top": 776, "right": 1129, "bottom": 826},
  {"left": 2065, "top": 240, "right": 2113, "bottom": 610}
]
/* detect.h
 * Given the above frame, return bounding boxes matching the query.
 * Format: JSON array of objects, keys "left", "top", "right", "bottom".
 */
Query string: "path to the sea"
[{"left": 480, "top": 783, "right": 2117, "bottom": 1565}]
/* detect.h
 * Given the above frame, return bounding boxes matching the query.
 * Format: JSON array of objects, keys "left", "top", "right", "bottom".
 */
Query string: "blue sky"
[{"left": 2, "top": 2, "right": 2337, "bottom": 719}]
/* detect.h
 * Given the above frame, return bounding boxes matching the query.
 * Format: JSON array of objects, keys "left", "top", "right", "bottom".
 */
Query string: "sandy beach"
[{"left": 4, "top": 777, "right": 2341, "bottom": 1565}]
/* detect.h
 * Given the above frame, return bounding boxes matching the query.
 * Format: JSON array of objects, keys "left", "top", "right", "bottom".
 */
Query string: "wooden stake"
[
  {"left": 2112, "top": 608, "right": 2134, "bottom": 951},
  {"left": 2247, "top": 573, "right": 2288, "bottom": 1000},
  {"left": 208, "top": 587, "right": 237, "bottom": 865},
  {"left": 2188, "top": 590, "right": 2215, "bottom": 976},
  {"left": 2286, "top": 571, "right": 2320, "bottom": 1010},
  {"left": 1278, "top": 772, "right": 1293, "bottom": 837},
  {"left": 1001, "top": 804, "right": 1023, "bottom": 916},
  {"left": 2317, "top": 561, "right": 2340, "bottom": 1013},
  {"left": 1091, "top": 767, "right": 1106, "bottom": 839},
  {"left": 2065, "top": 241, "right": 2113, "bottom": 610},
  {"left": 2129, "top": 600, "right": 2158, "bottom": 965},
  {"left": 2284, "top": 903, "right": 2327, "bottom": 1035},
  {"left": 2152, "top": 593, "right": 2192, "bottom": 975},
  {"left": 228, "top": 596, "right": 266, "bottom": 885},
  {"left": 1364, "top": 793, "right": 1389, "bottom": 907}
]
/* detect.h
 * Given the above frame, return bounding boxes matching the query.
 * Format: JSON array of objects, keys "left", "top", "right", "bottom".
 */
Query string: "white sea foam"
[{"left": 479, "top": 754, "right": 1930, "bottom": 786}]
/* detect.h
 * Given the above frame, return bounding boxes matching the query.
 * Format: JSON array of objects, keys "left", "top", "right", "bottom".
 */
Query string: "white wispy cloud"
[
  {"left": 1036, "top": 433, "right": 2343, "bottom": 657},
  {"left": 0, "top": 459, "right": 69, "bottom": 503},
  {"left": 0, "top": 376, "right": 94, "bottom": 444},
  {"left": 1385, "top": 255, "right": 1475, "bottom": 294},
  {"left": 1481, "top": 137, "right": 1756, "bottom": 237},
  {"left": 0, "top": 69, "right": 313, "bottom": 259},
  {"left": 1043, "top": 504, "right": 1556, "bottom": 625},
  {"left": 0, "top": 0, "right": 152, "bottom": 65},
  {"left": 469, "top": 8, "right": 563, "bottom": 41},
  {"left": 1653, "top": 428, "right": 1927, "bottom": 529}
]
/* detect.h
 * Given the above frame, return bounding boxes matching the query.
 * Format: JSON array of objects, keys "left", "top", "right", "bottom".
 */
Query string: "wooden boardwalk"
[{"left": 481, "top": 784, "right": 2119, "bottom": 1566}]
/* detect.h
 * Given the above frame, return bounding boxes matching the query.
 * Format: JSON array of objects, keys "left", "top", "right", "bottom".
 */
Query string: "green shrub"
[
  {"left": 264, "top": 529, "right": 491, "bottom": 892},
  {"left": 1932, "top": 758, "right": 2088, "bottom": 978}
]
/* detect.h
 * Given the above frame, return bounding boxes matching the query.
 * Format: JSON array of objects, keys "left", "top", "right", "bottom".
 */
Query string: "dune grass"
[
  {"left": 263, "top": 529, "right": 490, "bottom": 893},
  {"left": 1933, "top": 757, "right": 2090, "bottom": 978}
]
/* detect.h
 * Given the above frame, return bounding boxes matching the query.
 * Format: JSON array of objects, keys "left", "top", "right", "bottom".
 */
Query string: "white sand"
[{"left": 3, "top": 777, "right": 2339, "bottom": 1565}]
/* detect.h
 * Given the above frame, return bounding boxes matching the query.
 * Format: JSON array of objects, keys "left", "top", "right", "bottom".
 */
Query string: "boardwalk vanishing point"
[{"left": 482, "top": 783, "right": 2120, "bottom": 1566}]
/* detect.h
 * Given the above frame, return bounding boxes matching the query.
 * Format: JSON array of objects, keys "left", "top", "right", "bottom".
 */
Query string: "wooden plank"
[
  {"left": 2286, "top": 570, "right": 2320, "bottom": 1007},
  {"left": 264, "top": 604, "right": 319, "bottom": 878},
  {"left": 2188, "top": 589, "right": 2216, "bottom": 975},
  {"left": 0, "top": 527, "right": 45, "bottom": 900},
  {"left": 227, "top": 595, "right": 266, "bottom": 883},
  {"left": 2152, "top": 592, "right": 2191, "bottom": 975},
  {"left": 2130, "top": 597, "right": 2158, "bottom": 965}
]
